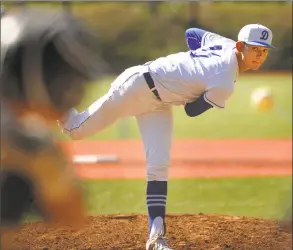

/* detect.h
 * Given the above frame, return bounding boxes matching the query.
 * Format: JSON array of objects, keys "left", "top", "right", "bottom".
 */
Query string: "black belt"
[{"left": 143, "top": 72, "right": 161, "bottom": 101}]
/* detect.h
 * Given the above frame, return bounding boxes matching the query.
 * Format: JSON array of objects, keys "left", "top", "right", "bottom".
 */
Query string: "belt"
[{"left": 143, "top": 72, "right": 161, "bottom": 101}]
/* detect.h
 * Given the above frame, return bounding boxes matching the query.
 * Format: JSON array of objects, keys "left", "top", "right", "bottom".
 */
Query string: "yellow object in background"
[{"left": 251, "top": 87, "right": 274, "bottom": 112}]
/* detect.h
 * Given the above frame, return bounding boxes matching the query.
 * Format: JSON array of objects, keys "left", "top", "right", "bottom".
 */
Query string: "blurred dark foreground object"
[
  {"left": 0, "top": 6, "right": 107, "bottom": 248},
  {"left": 1, "top": 104, "right": 86, "bottom": 227},
  {"left": 1, "top": 6, "right": 108, "bottom": 115}
]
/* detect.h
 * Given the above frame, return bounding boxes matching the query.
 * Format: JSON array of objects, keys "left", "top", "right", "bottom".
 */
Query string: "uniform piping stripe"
[
  {"left": 146, "top": 195, "right": 167, "bottom": 198},
  {"left": 203, "top": 93, "right": 224, "bottom": 109}
]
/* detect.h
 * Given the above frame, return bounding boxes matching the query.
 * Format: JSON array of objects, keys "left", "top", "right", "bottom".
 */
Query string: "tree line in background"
[{"left": 6, "top": 2, "right": 292, "bottom": 74}]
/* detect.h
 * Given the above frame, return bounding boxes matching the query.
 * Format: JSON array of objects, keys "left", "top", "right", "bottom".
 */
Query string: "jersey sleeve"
[
  {"left": 185, "top": 28, "right": 208, "bottom": 50},
  {"left": 204, "top": 86, "right": 234, "bottom": 109},
  {"left": 202, "top": 32, "right": 235, "bottom": 47}
]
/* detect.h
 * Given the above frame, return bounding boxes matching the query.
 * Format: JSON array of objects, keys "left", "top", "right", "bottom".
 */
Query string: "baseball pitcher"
[
  {"left": 0, "top": 6, "right": 107, "bottom": 244},
  {"left": 59, "top": 24, "right": 275, "bottom": 250}
]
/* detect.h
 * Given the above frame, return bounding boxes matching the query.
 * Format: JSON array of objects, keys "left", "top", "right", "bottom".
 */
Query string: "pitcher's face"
[{"left": 242, "top": 44, "right": 270, "bottom": 70}]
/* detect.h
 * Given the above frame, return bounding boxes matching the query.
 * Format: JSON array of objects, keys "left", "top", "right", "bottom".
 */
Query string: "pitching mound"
[{"left": 9, "top": 214, "right": 292, "bottom": 250}]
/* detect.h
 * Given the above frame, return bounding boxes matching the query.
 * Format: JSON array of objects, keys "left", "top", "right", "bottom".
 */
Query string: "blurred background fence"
[{"left": 4, "top": 1, "right": 292, "bottom": 74}]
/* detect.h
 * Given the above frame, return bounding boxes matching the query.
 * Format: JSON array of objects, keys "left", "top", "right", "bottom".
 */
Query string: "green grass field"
[
  {"left": 55, "top": 73, "right": 292, "bottom": 140},
  {"left": 81, "top": 177, "right": 292, "bottom": 219},
  {"left": 25, "top": 177, "right": 291, "bottom": 223}
]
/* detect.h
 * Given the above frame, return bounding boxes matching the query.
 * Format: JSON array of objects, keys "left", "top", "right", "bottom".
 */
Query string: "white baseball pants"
[{"left": 64, "top": 65, "right": 173, "bottom": 181}]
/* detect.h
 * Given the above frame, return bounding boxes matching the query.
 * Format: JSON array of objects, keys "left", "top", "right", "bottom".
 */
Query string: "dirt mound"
[{"left": 7, "top": 214, "right": 292, "bottom": 250}]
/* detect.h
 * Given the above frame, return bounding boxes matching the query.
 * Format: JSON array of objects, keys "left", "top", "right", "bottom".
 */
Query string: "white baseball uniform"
[{"left": 61, "top": 32, "right": 238, "bottom": 181}]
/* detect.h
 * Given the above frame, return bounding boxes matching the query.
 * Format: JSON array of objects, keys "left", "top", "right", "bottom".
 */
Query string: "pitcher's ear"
[{"left": 236, "top": 41, "right": 245, "bottom": 52}]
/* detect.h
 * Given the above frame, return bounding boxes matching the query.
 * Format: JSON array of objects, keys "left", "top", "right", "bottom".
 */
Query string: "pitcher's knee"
[{"left": 146, "top": 164, "right": 170, "bottom": 181}]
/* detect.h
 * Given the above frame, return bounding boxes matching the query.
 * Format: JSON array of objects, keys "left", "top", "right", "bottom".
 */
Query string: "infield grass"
[
  {"left": 24, "top": 176, "right": 292, "bottom": 223},
  {"left": 54, "top": 73, "right": 292, "bottom": 140},
  {"left": 80, "top": 176, "right": 292, "bottom": 220}
]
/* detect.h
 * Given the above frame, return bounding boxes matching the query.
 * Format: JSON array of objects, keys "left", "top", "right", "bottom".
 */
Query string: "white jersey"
[{"left": 148, "top": 33, "right": 238, "bottom": 108}]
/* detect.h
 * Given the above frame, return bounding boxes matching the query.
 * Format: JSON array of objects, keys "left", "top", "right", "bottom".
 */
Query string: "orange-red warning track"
[{"left": 60, "top": 139, "right": 292, "bottom": 179}]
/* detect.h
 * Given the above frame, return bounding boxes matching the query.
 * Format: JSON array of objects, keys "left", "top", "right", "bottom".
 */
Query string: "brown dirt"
[
  {"left": 4, "top": 139, "right": 292, "bottom": 250},
  {"left": 7, "top": 214, "right": 292, "bottom": 250}
]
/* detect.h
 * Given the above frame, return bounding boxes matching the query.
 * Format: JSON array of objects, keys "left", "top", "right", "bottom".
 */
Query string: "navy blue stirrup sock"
[{"left": 146, "top": 181, "right": 167, "bottom": 235}]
